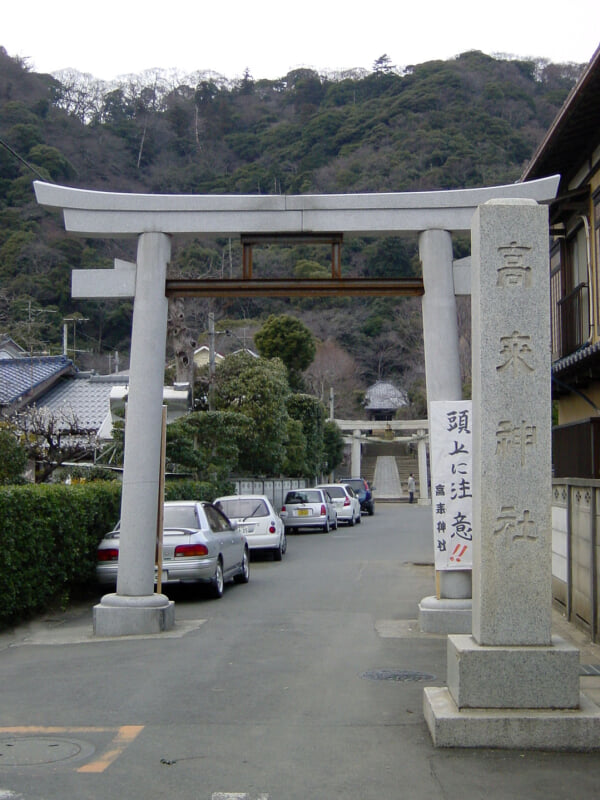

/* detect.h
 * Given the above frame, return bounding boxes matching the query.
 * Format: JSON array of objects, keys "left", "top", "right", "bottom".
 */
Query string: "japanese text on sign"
[{"left": 430, "top": 401, "right": 473, "bottom": 570}]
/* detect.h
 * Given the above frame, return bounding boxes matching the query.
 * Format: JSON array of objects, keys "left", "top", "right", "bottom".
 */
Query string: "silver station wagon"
[{"left": 280, "top": 488, "right": 337, "bottom": 533}]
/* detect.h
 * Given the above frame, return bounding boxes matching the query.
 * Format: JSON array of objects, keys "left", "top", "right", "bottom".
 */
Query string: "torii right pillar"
[{"left": 419, "top": 228, "right": 472, "bottom": 633}]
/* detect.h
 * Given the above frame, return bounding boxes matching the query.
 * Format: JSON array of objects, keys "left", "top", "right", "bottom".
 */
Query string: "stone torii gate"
[
  {"left": 34, "top": 177, "right": 559, "bottom": 638},
  {"left": 332, "top": 419, "right": 429, "bottom": 500}
]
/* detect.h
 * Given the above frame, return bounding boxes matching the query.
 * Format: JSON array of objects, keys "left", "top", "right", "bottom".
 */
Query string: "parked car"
[
  {"left": 338, "top": 477, "right": 375, "bottom": 515},
  {"left": 316, "top": 483, "right": 361, "bottom": 526},
  {"left": 280, "top": 488, "right": 337, "bottom": 533},
  {"left": 214, "top": 494, "right": 287, "bottom": 561},
  {"left": 96, "top": 500, "right": 249, "bottom": 598}
]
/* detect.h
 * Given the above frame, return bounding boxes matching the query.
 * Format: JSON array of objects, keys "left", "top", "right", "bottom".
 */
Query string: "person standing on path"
[{"left": 407, "top": 473, "right": 416, "bottom": 504}]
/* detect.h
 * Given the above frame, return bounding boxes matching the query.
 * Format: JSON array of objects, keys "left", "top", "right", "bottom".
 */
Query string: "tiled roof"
[
  {"left": 0, "top": 336, "right": 26, "bottom": 359},
  {"left": 39, "top": 374, "right": 129, "bottom": 430},
  {"left": 0, "top": 356, "right": 74, "bottom": 406},
  {"left": 521, "top": 44, "right": 600, "bottom": 188},
  {"left": 364, "top": 380, "right": 408, "bottom": 410},
  {"left": 552, "top": 341, "right": 600, "bottom": 376}
]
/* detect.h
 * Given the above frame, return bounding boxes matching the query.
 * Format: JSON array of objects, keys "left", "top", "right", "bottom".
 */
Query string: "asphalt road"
[{"left": 1, "top": 503, "right": 600, "bottom": 800}]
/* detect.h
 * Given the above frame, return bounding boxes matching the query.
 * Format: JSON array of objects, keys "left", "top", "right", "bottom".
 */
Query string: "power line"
[{"left": 0, "top": 135, "right": 54, "bottom": 183}]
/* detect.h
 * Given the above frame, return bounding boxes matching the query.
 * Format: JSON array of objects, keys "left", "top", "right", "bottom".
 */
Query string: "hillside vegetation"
[{"left": 0, "top": 48, "right": 583, "bottom": 414}]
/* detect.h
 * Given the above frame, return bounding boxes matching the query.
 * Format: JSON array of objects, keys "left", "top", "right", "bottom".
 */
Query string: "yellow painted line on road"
[
  {"left": 0, "top": 725, "right": 144, "bottom": 773},
  {"left": 0, "top": 727, "right": 108, "bottom": 734},
  {"left": 77, "top": 725, "right": 144, "bottom": 773}
]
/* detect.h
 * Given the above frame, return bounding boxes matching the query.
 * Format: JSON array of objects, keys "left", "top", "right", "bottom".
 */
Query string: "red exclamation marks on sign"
[{"left": 450, "top": 544, "right": 467, "bottom": 563}]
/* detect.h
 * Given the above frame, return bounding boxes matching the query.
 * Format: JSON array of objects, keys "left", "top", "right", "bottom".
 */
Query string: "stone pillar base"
[
  {"left": 424, "top": 633, "right": 597, "bottom": 750},
  {"left": 418, "top": 596, "right": 472, "bottom": 634},
  {"left": 424, "top": 687, "right": 600, "bottom": 750},
  {"left": 447, "top": 634, "right": 580, "bottom": 709},
  {"left": 93, "top": 593, "right": 175, "bottom": 637}
]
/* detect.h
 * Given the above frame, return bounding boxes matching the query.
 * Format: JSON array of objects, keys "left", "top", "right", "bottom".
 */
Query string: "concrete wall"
[{"left": 231, "top": 478, "right": 308, "bottom": 511}]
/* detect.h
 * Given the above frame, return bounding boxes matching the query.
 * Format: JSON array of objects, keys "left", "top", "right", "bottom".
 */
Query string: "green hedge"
[
  {"left": 0, "top": 482, "right": 121, "bottom": 628},
  {"left": 164, "top": 479, "right": 234, "bottom": 502},
  {"left": 0, "top": 478, "right": 234, "bottom": 629}
]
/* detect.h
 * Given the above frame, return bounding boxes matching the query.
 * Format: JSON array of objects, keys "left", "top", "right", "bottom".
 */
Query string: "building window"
[
  {"left": 594, "top": 189, "right": 600, "bottom": 298},
  {"left": 550, "top": 244, "right": 562, "bottom": 361},
  {"left": 556, "top": 223, "right": 590, "bottom": 356},
  {"left": 566, "top": 224, "right": 589, "bottom": 293}
]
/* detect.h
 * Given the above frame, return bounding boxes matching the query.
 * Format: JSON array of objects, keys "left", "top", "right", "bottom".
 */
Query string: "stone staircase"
[
  {"left": 361, "top": 455, "right": 377, "bottom": 487},
  {"left": 344, "top": 441, "right": 421, "bottom": 502},
  {"left": 367, "top": 445, "right": 419, "bottom": 502},
  {"left": 395, "top": 454, "right": 419, "bottom": 496},
  {"left": 373, "top": 456, "right": 403, "bottom": 500}
]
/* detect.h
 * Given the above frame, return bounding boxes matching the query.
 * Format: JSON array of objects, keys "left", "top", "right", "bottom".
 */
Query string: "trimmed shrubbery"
[{"left": 0, "top": 482, "right": 121, "bottom": 628}]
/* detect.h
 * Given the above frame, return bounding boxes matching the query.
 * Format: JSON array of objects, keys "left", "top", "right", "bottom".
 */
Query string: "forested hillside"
[{"left": 0, "top": 47, "right": 583, "bottom": 416}]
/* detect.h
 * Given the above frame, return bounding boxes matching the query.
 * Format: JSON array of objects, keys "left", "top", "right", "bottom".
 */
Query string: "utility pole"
[
  {"left": 208, "top": 312, "right": 215, "bottom": 411},
  {"left": 63, "top": 316, "right": 89, "bottom": 363}
]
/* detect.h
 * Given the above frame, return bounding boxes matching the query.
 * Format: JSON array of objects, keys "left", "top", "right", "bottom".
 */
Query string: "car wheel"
[
  {"left": 322, "top": 518, "right": 330, "bottom": 533},
  {"left": 332, "top": 517, "right": 338, "bottom": 530},
  {"left": 357, "top": 512, "right": 362, "bottom": 524},
  {"left": 348, "top": 513, "right": 355, "bottom": 527},
  {"left": 234, "top": 547, "right": 250, "bottom": 583},
  {"left": 273, "top": 539, "right": 283, "bottom": 561},
  {"left": 209, "top": 558, "right": 225, "bottom": 598},
  {"left": 281, "top": 533, "right": 287, "bottom": 554}
]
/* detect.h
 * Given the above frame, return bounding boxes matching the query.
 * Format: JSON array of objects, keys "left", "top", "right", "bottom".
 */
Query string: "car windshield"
[
  {"left": 322, "top": 486, "right": 345, "bottom": 498},
  {"left": 217, "top": 499, "right": 269, "bottom": 519},
  {"left": 163, "top": 505, "right": 199, "bottom": 529},
  {"left": 344, "top": 480, "right": 364, "bottom": 493},
  {"left": 285, "top": 491, "right": 323, "bottom": 504}
]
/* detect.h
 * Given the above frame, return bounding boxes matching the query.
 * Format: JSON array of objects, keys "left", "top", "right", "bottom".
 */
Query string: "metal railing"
[{"left": 556, "top": 282, "right": 589, "bottom": 356}]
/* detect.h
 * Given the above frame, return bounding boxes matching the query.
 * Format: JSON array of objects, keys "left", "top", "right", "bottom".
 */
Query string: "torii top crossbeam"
[{"left": 34, "top": 177, "right": 559, "bottom": 237}]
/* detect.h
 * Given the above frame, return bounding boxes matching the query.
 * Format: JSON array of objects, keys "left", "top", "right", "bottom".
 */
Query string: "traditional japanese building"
[
  {"left": 363, "top": 380, "right": 409, "bottom": 421},
  {"left": 521, "top": 44, "right": 600, "bottom": 477}
]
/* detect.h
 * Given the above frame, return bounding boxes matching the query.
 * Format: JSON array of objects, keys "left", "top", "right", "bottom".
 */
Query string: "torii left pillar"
[
  {"left": 76, "top": 233, "right": 175, "bottom": 635},
  {"left": 93, "top": 233, "right": 174, "bottom": 634},
  {"left": 94, "top": 232, "right": 175, "bottom": 634}
]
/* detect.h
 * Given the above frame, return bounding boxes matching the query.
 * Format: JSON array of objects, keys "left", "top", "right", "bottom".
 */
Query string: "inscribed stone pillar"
[
  {"left": 470, "top": 199, "right": 551, "bottom": 645},
  {"left": 423, "top": 198, "right": 596, "bottom": 749}
]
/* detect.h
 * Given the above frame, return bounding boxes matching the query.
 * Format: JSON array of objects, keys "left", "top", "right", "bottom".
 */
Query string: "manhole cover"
[
  {"left": 361, "top": 669, "right": 436, "bottom": 682},
  {"left": 0, "top": 737, "right": 93, "bottom": 767}
]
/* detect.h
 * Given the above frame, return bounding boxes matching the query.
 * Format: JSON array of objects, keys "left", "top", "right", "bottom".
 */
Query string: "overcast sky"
[{"left": 3, "top": 1, "right": 599, "bottom": 82}]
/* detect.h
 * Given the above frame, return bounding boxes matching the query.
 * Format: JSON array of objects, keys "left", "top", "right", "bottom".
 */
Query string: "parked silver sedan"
[
  {"left": 280, "top": 488, "right": 337, "bottom": 533},
  {"left": 214, "top": 494, "right": 287, "bottom": 560},
  {"left": 96, "top": 500, "right": 249, "bottom": 598}
]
